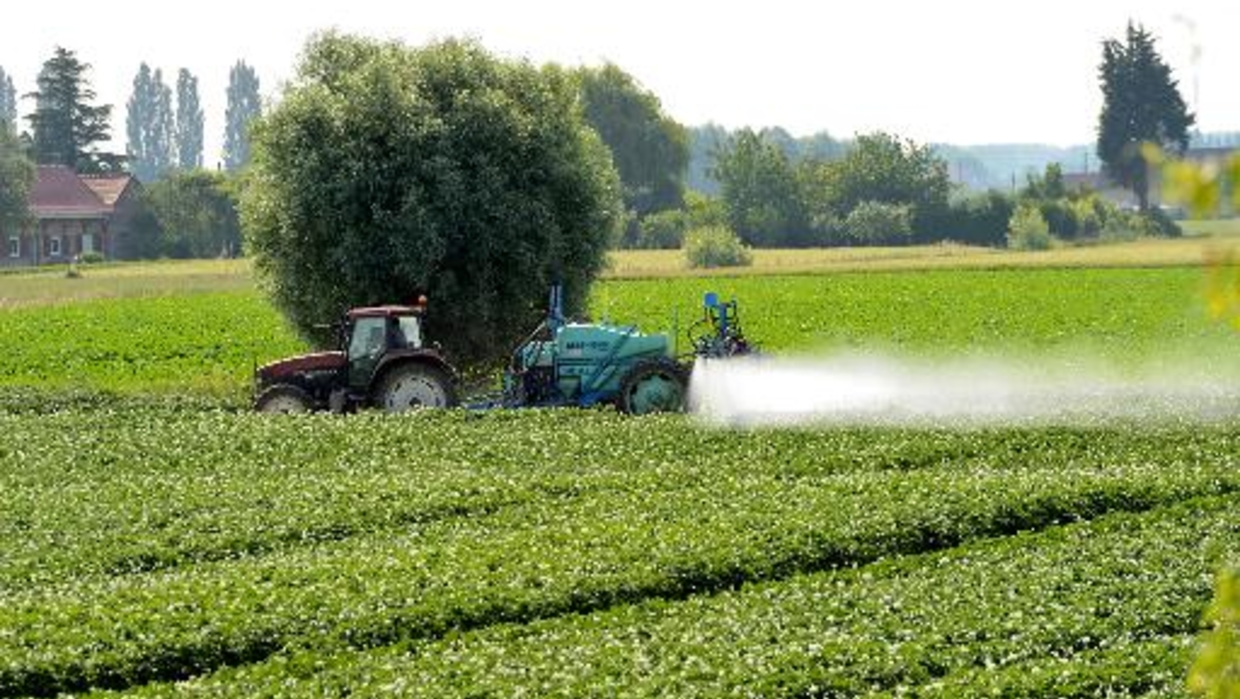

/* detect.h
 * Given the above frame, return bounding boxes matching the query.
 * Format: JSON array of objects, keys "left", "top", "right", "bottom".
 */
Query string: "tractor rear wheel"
[
  {"left": 376, "top": 363, "right": 458, "bottom": 412},
  {"left": 618, "top": 359, "right": 687, "bottom": 415},
  {"left": 255, "top": 384, "right": 314, "bottom": 413}
]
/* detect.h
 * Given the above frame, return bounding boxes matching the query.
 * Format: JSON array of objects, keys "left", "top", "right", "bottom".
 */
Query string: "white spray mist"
[{"left": 689, "top": 351, "right": 1240, "bottom": 427}]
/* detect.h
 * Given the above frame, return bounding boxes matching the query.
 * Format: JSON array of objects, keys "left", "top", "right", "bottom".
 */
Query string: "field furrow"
[
  {"left": 0, "top": 411, "right": 1235, "bottom": 695},
  {"left": 93, "top": 493, "right": 1234, "bottom": 698}
]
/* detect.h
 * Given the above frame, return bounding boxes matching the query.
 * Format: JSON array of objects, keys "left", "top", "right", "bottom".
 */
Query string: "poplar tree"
[
  {"left": 175, "top": 69, "right": 204, "bottom": 169},
  {"left": 0, "top": 66, "right": 17, "bottom": 131},
  {"left": 223, "top": 61, "right": 261, "bottom": 171}
]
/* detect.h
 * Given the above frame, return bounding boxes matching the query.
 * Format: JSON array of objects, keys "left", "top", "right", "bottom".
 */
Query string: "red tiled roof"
[
  {"left": 30, "top": 166, "right": 109, "bottom": 219},
  {"left": 80, "top": 173, "right": 135, "bottom": 207}
]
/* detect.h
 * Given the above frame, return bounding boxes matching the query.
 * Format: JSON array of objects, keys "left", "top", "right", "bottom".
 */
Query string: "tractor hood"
[{"left": 256, "top": 351, "right": 346, "bottom": 381}]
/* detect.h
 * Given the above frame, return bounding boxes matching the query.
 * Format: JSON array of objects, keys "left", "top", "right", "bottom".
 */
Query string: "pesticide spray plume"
[{"left": 689, "top": 349, "right": 1240, "bottom": 428}]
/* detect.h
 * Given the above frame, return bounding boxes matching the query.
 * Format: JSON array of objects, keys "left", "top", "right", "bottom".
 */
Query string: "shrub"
[
  {"left": 942, "top": 190, "right": 1014, "bottom": 247},
  {"left": 79, "top": 251, "right": 105, "bottom": 265},
  {"left": 636, "top": 209, "right": 690, "bottom": 250},
  {"left": 1143, "top": 207, "right": 1182, "bottom": 237},
  {"left": 1037, "top": 198, "right": 1081, "bottom": 240},
  {"left": 1099, "top": 208, "right": 1182, "bottom": 243},
  {"left": 1071, "top": 196, "right": 1106, "bottom": 238},
  {"left": 685, "top": 191, "right": 727, "bottom": 229},
  {"left": 842, "top": 201, "right": 913, "bottom": 246},
  {"left": 683, "top": 225, "right": 752, "bottom": 268},
  {"left": 1007, "top": 203, "right": 1053, "bottom": 250}
]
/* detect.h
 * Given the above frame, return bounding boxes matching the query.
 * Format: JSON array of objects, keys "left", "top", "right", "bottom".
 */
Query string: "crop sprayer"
[{"left": 253, "top": 286, "right": 754, "bottom": 415}]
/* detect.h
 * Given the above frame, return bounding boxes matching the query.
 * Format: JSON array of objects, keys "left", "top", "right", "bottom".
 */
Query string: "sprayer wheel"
[{"left": 618, "top": 359, "right": 688, "bottom": 415}]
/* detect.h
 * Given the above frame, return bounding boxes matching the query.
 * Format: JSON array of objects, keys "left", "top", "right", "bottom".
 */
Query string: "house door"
[{"left": 82, "top": 234, "right": 94, "bottom": 254}]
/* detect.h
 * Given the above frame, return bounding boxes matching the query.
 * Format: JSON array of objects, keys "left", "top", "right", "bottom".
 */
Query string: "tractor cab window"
[
  {"left": 394, "top": 315, "right": 422, "bottom": 349},
  {"left": 348, "top": 317, "right": 387, "bottom": 359}
]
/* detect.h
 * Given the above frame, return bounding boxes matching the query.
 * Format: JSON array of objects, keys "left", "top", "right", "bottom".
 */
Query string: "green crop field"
[
  {"left": 1, "top": 257, "right": 1237, "bottom": 696},
  {"left": 1, "top": 266, "right": 1237, "bottom": 401}
]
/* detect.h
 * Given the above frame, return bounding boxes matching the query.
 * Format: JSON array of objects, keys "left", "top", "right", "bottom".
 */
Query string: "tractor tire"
[
  {"left": 376, "top": 363, "right": 458, "bottom": 412},
  {"left": 618, "top": 359, "right": 688, "bottom": 415},
  {"left": 255, "top": 384, "right": 314, "bottom": 413}
]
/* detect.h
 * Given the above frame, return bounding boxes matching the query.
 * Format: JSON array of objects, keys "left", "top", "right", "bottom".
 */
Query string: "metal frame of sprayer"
[
  {"left": 467, "top": 285, "right": 753, "bottom": 414},
  {"left": 687, "top": 291, "right": 753, "bottom": 360}
]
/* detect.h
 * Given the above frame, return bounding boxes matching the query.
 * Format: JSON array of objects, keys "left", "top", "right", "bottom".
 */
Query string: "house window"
[
  {"left": 7, "top": 237, "right": 17, "bottom": 258},
  {"left": 49, "top": 236, "right": 62, "bottom": 257}
]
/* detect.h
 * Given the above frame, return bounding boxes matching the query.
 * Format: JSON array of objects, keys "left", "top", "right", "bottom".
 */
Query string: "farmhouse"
[{"left": 1, "top": 166, "right": 143, "bottom": 268}]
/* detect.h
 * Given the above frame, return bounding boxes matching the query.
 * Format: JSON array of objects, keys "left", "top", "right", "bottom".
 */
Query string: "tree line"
[
  {"left": 0, "top": 20, "right": 1202, "bottom": 268},
  {"left": 0, "top": 48, "right": 261, "bottom": 176}
]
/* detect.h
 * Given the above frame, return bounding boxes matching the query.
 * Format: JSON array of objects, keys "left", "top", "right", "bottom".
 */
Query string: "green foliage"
[
  {"left": 0, "top": 291, "right": 304, "bottom": 395},
  {"left": 713, "top": 128, "right": 808, "bottom": 246},
  {"left": 125, "top": 492, "right": 1229, "bottom": 697},
  {"left": 575, "top": 63, "right": 688, "bottom": 217},
  {"left": 686, "top": 123, "right": 846, "bottom": 195},
  {"left": 1097, "top": 22, "right": 1194, "bottom": 211},
  {"left": 684, "top": 190, "right": 726, "bottom": 228},
  {"left": 1007, "top": 202, "right": 1053, "bottom": 251},
  {"left": 1071, "top": 194, "right": 1107, "bottom": 237},
  {"left": 243, "top": 33, "right": 621, "bottom": 366},
  {"left": 0, "top": 407, "right": 1235, "bottom": 696},
  {"left": 125, "top": 63, "right": 173, "bottom": 182},
  {"left": 683, "top": 225, "right": 752, "bottom": 268},
  {"left": 1191, "top": 566, "right": 1240, "bottom": 698},
  {"left": 24, "top": 46, "right": 118, "bottom": 172},
  {"left": 636, "top": 208, "right": 690, "bottom": 249},
  {"left": 145, "top": 170, "right": 242, "bottom": 258},
  {"left": 0, "top": 123, "right": 34, "bottom": 228},
  {"left": 1, "top": 267, "right": 1229, "bottom": 396},
  {"left": 817, "top": 131, "right": 951, "bottom": 240},
  {"left": 175, "top": 68, "right": 204, "bottom": 170},
  {"left": 842, "top": 200, "right": 913, "bottom": 245},
  {"left": 0, "top": 65, "right": 16, "bottom": 130},
  {"left": 78, "top": 250, "right": 105, "bottom": 264},
  {"left": 1100, "top": 208, "right": 1180, "bottom": 243},
  {"left": 1023, "top": 162, "right": 1068, "bottom": 200},
  {"left": 600, "top": 267, "right": 1231, "bottom": 360},
  {"left": 223, "top": 60, "right": 261, "bottom": 171},
  {"left": 943, "top": 189, "right": 1014, "bottom": 246}
]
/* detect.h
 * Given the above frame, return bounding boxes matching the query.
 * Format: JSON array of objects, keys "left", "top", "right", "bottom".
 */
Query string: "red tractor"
[{"left": 254, "top": 303, "right": 458, "bottom": 413}]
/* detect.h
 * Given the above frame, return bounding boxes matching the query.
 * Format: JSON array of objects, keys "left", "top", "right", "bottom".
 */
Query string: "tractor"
[
  {"left": 254, "top": 300, "right": 458, "bottom": 413},
  {"left": 254, "top": 287, "right": 752, "bottom": 415}
]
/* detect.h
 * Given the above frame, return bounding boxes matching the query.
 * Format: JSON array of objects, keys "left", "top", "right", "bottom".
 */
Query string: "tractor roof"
[{"left": 347, "top": 305, "right": 424, "bottom": 319}]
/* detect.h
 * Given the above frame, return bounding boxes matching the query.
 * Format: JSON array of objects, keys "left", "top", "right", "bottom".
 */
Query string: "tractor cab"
[{"left": 343, "top": 305, "right": 426, "bottom": 391}]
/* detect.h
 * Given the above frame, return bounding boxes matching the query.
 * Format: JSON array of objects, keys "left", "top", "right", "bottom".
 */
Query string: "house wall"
[
  {"left": 0, "top": 219, "right": 107, "bottom": 268},
  {"left": 107, "top": 182, "right": 147, "bottom": 260}
]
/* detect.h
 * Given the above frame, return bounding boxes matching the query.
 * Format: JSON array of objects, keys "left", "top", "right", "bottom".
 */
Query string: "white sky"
[{"left": 2, "top": 0, "right": 1235, "bottom": 166}]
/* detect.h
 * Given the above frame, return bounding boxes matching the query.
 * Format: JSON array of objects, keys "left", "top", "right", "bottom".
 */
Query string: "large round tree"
[{"left": 243, "top": 34, "right": 622, "bottom": 366}]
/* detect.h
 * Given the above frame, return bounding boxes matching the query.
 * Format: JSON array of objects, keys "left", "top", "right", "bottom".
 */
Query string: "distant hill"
[{"left": 686, "top": 126, "right": 1240, "bottom": 195}]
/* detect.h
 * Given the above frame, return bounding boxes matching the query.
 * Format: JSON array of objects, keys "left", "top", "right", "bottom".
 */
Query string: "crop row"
[
  {"left": 103, "top": 494, "right": 1235, "bottom": 698},
  {"left": 1, "top": 413, "right": 1237, "bottom": 695},
  {"left": 0, "top": 408, "right": 1028, "bottom": 588}
]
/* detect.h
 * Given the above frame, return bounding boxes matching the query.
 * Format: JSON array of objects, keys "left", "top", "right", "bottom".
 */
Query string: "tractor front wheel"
[
  {"left": 377, "top": 363, "right": 458, "bottom": 412},
  {"left": 255, "top": 384, "right": 314, "bottom": 413},
  {"left": 618, "top": 359, "right": 687, "bottom": 415}
]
